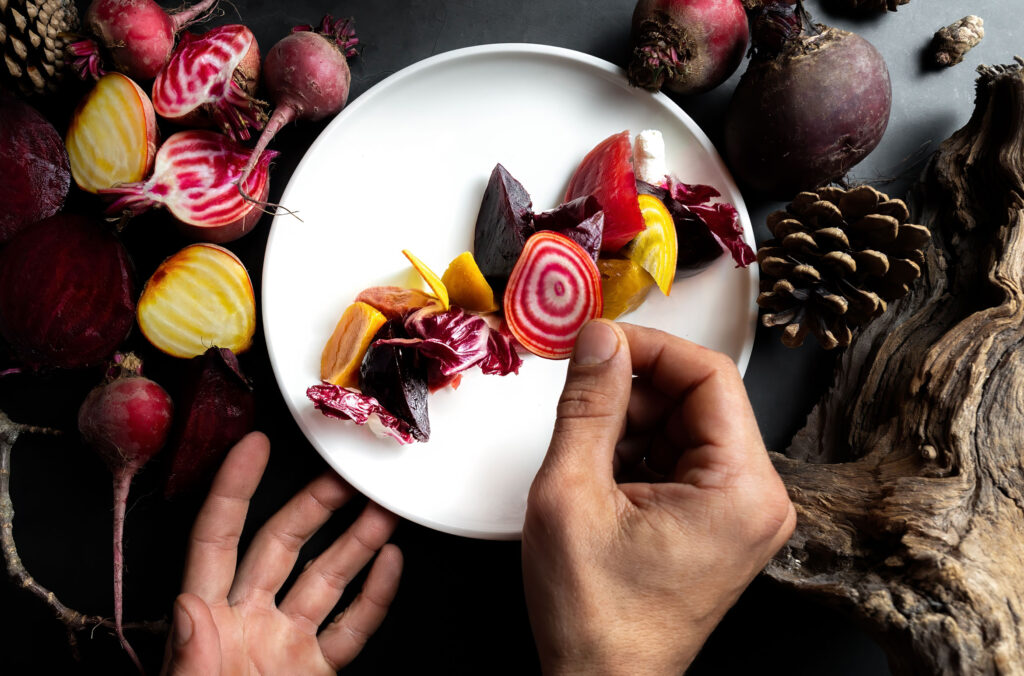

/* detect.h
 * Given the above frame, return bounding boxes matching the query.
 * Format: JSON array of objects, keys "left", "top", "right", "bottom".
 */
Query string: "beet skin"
[{"left": 724, "top": 25, "right": 891, "bottom": 197}]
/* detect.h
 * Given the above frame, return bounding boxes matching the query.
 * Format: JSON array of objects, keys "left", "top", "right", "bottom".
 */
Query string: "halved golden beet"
[
  {"left": 320, "top": 302, "right": 388, "bottom": 387},
  {"left": 66, "top": 72, "right": 158, "bottom": 194},
  {"left": 138, "top": 243, "right": 255, "bottom": 358}
]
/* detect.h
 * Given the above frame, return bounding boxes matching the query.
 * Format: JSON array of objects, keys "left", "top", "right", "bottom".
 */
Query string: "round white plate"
[{"left": 263, "top": 44, "right": 758, "bottom": 540}]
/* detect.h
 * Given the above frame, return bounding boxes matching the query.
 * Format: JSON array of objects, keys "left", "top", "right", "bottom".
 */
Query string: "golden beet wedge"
[{"left": 320, "top": 302, "right": 388, "bottom": 387}]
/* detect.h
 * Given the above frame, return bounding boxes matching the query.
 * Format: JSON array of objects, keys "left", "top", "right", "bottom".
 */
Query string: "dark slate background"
[{"left": 1, "top": 0, "right": 1017, "bottom": 673}]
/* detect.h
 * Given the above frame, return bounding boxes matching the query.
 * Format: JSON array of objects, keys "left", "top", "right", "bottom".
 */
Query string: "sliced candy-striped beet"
[{"left": 503, "top": 231, "right": 603, "bottom": 360}]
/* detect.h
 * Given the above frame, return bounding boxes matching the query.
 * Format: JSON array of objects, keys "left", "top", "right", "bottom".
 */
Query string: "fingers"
[
  {"left": 318, "top": 544, "right": 404, "bottom": 670},
  {"left": 277, "top": 502, "right": 399, "bottom": 629},
  {"left": 538, "top": 320, "right": 633, "bottom": 491},
  {"left": 229, "top": 471, "right": 357, "bottom": 604},
  {"left": 160, "top": 593, "right": 221, "bottom": 676},
  {"left": 182, "top": 431, "right": 270, "bottom": 601}
]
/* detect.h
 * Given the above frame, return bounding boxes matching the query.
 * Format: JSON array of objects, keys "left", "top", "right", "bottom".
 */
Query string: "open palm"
[{"left": 161, "top": 432, "right": 402, "bottom": 675}]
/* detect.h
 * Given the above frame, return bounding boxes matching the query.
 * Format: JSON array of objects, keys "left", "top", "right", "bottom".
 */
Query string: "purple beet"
[
  {"left": 533, "top": 195, "right": 604, "bottom": 262},
  {"left": 473, "top": 163, "right": 534, "bottom": 293},
  {"left": 723, "top": 2, "right": 891, "bottom": 197},
  {"left": 359, "top": 320, "right": 429, "bottom": 441},
  {"left": 164, "top": 347, "right": 255, "bottom": 497},
  {"left": 0, "top": 214, "right": 135, "bottom": 370},
  {"left": 0, "top": 96, "right": 71, "bottom": 244}
]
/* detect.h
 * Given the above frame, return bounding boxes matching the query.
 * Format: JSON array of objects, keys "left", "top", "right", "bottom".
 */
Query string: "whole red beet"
[
  {"left": 79, "top": 353, "right": 173, "bottom": 674},
  {"left": 627, "top": 0, "right": 749, "bottom": 95},
  {"left": 724, "top": 3, "right": 891, "bottom": 196},
  {"left": 0, "top": 96, "right": 71, "bottom": 243},
  {"left": 0, "top": 214, "right": 135, "bottom": 370}
]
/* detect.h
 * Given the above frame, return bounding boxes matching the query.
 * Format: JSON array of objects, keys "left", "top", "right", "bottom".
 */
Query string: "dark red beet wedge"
[
  {"left": 0, "top": 96, "right": 71, "bottom": 244},
  {"left": 0, "top": 214, "right": 135, "bottom": 370},
  {"left": 164, "top": 347, "right": 255, "bottom": 498},
  {"left": 565, "top": 131, "right": 646, "bottom": 252},
  {"left": 359, "top": 320, "right": 429, "bottom": 441},
  {"left": 473, "top": 163, "right": 535, "bottom": 293}
]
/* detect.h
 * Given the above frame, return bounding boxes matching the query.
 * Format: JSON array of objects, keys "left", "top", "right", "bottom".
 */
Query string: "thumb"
[
  {"left": 161, "top": 593, "right": 221, "bottom": 676},
  {"left": 541, "top": 319, "right": 632, "bottom": 485}
]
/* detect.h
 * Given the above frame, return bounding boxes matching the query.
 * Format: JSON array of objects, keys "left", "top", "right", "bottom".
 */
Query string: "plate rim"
[{"left": 262, "top": 42, "right": 758, "bottom": 540}]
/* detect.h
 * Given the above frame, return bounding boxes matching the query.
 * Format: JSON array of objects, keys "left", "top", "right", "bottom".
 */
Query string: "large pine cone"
[
  {"left": 757, "top": 185, "right": 931, "bottom": 349},
  {"left": 0, "top": 0, "right": 78, "bottom": 96}
]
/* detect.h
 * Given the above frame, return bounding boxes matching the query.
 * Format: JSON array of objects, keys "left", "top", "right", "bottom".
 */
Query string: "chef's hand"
[
  {"left": 522, "top": 321, "right": 795, "bottom": 675},
  {"left": 161, "top": 432, "right": 402, "bottom": 676}
]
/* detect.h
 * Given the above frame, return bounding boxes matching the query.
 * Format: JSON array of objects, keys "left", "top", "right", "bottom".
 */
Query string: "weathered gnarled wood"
[{"left": 766, "top": 60, "right": 1024, "bottom": 675}]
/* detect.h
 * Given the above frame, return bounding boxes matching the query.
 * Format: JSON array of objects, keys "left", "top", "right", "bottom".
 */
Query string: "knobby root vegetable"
[
  {"left": 628, "top": 0, "right": 749, "bottom": 94},
  {"left": 78, "top": 353, "right": 173, "bottom": 673}
]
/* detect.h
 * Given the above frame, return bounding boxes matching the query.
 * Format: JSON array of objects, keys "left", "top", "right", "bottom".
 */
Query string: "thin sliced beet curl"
[
  {"left": 359, "top": 319, "right": 430, "bottom": 441},
  {"left": 164, "top": 347, "right": 255, "bottom": 498},
  {"left": 473, "top": 163, "right": 535, "bottom": 293},
  {"left": 565, "top": 131, "right": 646, "bottom": 252},
  {"left": 0, "top": 96, "right": 71, "bottom": 244},
  {"left": 152, "top": 24, "right": 267, "bottom": 141},
  {"left": 100, "top": 129, "right": 278, "bottom": 243},
  {"left": 0, "top": 214, "right": 135, "bottom": 370}
]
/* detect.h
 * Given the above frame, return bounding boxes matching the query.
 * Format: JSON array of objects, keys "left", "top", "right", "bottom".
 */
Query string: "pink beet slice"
[
  {"left": 0, "top": 96, "right": 71, "bottom": 243},
  {"left": 164, "top": 347, "right": 255, "bottom": 497},
  {"left": 564, "top": 131, "right": 646, "bottom": 252}
]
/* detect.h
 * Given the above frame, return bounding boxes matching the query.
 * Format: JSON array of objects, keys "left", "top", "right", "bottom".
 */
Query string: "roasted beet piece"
[
  {"left": 359, "top": 320, "right": 430, "bottom": 441},
  {"left": 533, "top": 195, "right": 604, "bottom": 262},
  {"left": 164, "top": 347, "right": 255, "bottom": 497},
  {"left": 473, "top": 163, "right": 534, "bottom": 292}
]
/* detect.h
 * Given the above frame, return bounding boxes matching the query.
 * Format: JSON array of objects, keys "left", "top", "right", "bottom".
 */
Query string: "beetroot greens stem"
[
  {"left": 170, "top": 0, "right": 218, "bottom": 32},
  {"left": 111, "top": 468, "right": 145, "bottom": 674},
  {"left": 238, "top": 104, "right": 295, "bottom": 188}
]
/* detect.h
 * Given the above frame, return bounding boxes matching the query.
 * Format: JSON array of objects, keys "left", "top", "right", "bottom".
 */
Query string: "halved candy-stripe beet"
[{"left": 503, "top": 231, "right": 603, "bottom": 360}]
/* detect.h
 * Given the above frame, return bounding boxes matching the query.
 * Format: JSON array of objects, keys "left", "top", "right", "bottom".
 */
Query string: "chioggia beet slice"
[
  {"left": 152, "top": 24, "right": 267, "bottom": 140},
  {"left": 101, "top": 129, "right": 278, "bottom": 243},
  {"left": 137, "top": 243, "right": 256, "bottom": 358}
]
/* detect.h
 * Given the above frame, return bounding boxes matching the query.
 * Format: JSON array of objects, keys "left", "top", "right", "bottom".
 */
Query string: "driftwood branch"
[
  {"left": 0, "top": 411, "right": 168, "bottom": 645},
  {"left": 766, "top": 59, "right": 1024, "bottom": 674}
]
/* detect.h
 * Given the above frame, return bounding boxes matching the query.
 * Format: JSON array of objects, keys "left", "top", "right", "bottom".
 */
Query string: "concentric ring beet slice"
[
  {"left": 503, "top": 231, "right": 603, "bottom": 360},
  {"left": 0, "top": 214, "right": 135, "bottom": 370},
  {"left": 564, "top": 130, "right": 645, "bottom": 252}
]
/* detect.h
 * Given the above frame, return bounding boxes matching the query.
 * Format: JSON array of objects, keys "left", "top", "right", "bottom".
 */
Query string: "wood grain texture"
[{"left": 765, "top": 60, "right": 1024, "bottom": 675}]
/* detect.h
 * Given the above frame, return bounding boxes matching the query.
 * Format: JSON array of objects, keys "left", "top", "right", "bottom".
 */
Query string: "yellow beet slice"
[
  {"left": 621, "top": 194, "right": 678, "bottom": 295},
  {"left": 66, "top": 72, "right": 158, "bottom": 194},
  {"left": 599, "top": 258, "right": 656, "bottom": 320},
  {"left": 138, "top": 243, "right": 255, "bottom": 358},
  {"left": 441, "top": 251, "right": 498, "bottom": 312},
  {"left": 320, "top": 302, "right": 388, "bottom": 387},
  {"left": 402, "top": 249, "right": 449, "bottom": 310}
]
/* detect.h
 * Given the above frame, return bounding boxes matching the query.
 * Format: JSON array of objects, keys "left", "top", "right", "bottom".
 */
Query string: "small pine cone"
[
  {"left": 757, "top": 185, "right": 931, "bottom": 349},
  {"left": 931, "top": 16, "right": 984, "bottom": 68},
  {"left": 0, "top": 0, "right": 79, "bottom": 96}
]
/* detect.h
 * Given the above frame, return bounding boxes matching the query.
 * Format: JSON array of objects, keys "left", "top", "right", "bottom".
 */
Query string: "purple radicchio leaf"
[
  {"left": 306, "top": 383, "right": 417, "bottom": 444},
  {"left": 637, "top": 178, "right": 755, "bottom": 272},
  {"left": 377, "top": 306, "right": 522, "bottom": 390}
]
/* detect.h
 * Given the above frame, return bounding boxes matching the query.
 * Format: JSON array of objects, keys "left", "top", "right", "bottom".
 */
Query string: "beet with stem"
[
  {"left": 628, "top": 0, "right": 749, "bottom": 95},
  {"left": 77, "top": 353, "right": 173, "bottom": 673},
  {"left": 724, "top": 2, "right": 892, "bottom": 197}
]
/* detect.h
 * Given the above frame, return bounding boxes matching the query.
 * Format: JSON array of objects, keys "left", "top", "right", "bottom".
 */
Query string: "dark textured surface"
[{"left": 0, "top": 1, "right": 1017, "bottom": 673}]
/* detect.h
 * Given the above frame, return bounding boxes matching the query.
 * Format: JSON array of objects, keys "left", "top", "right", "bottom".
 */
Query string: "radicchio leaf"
[
  {"left": 532, "top": 195, "right": 605, "bottom": 262},
  {"left": 378, "top": 306, "right": 522, "bottom": 390},
  {"left": 637, "top": 178, "right": 755, "bottom": 272},
  {"left": 306, "top": 383, "right": 417, "bottom": 444}
]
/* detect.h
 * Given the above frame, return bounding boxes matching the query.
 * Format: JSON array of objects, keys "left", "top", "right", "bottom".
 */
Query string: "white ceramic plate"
[{"left": 263, "top": 44, "right": 758, "bottom": 540}]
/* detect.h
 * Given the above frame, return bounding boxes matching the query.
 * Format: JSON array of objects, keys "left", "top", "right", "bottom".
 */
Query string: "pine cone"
[
  {"left": 757, "top": 185, "right": 931, "bottom": 349},
  {"left": 0, "top": 0, "right": 79, "bottom": 96}
]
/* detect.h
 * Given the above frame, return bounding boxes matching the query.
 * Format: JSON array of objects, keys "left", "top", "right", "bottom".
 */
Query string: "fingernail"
[
  {"left": 173, "top": 600, "right": 193, "bottom": 647},
  {"left": 573, "top": 321, "right": 619, "bottom": 365}
]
